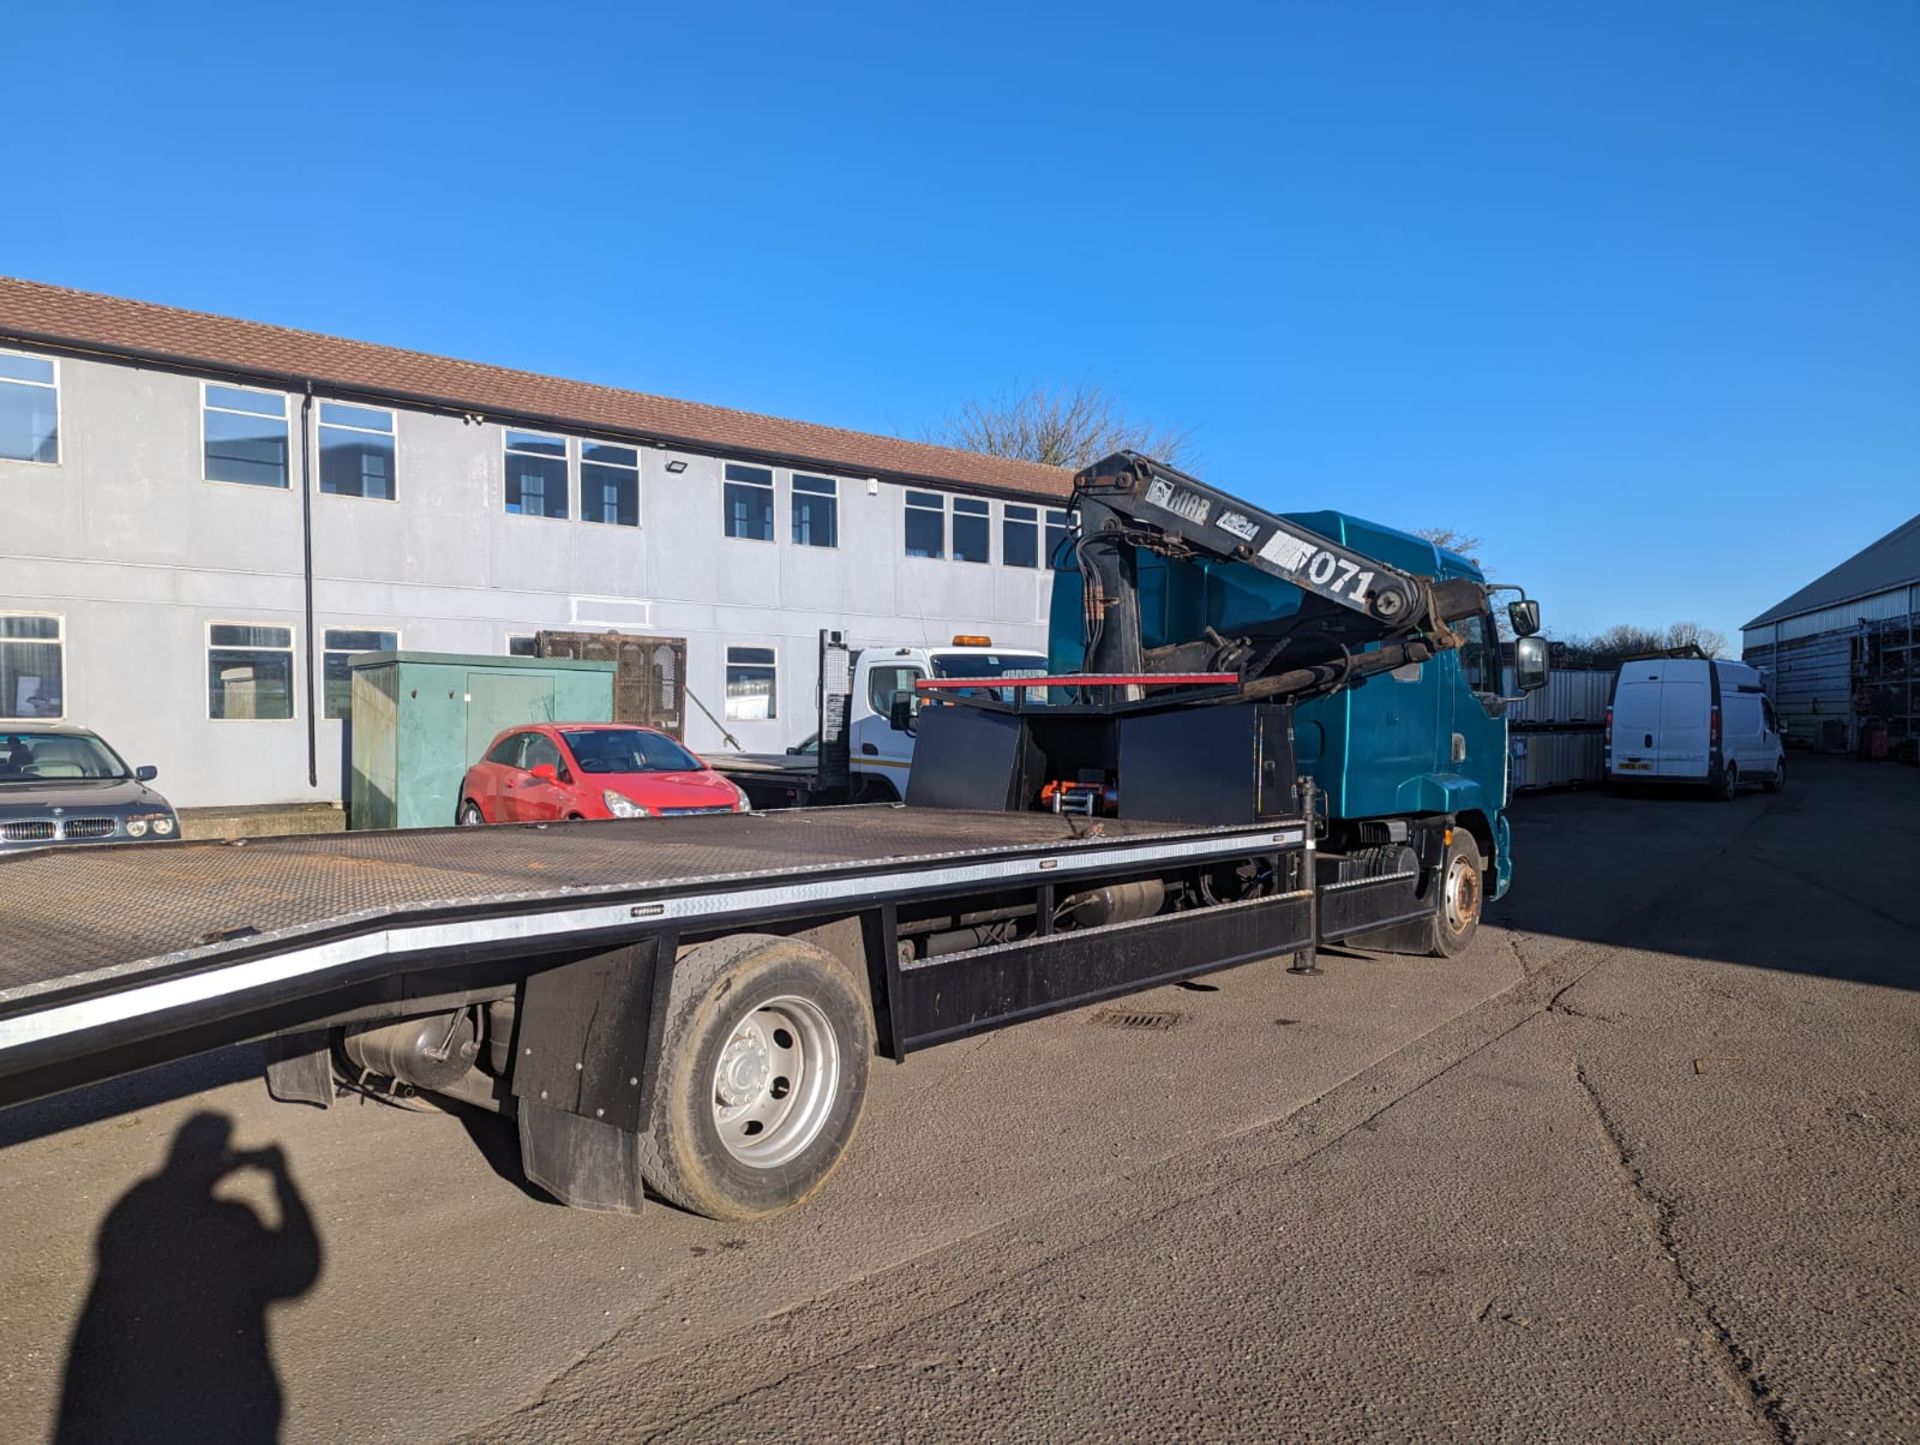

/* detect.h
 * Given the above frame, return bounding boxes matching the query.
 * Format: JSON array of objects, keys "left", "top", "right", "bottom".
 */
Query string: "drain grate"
[{"left": 1089, "top": 1007, "right": 1186, "bottom": 1032}]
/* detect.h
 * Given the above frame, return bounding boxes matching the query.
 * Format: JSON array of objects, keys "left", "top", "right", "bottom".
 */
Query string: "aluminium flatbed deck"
[{"left": 0, "top": 805, "right": 1308, "bottom": 1107}]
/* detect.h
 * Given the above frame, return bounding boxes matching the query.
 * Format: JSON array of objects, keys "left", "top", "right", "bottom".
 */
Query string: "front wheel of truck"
[
  {"left": 638, "top": 933, "right": 872, "bottom": 1221},
  {"left": 1428, "top": 831, "right": 1483, "bottom": 958}
]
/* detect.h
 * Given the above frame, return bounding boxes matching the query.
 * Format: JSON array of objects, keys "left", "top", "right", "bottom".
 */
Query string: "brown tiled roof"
[{"left": 0, "top": 277, "right": 1074, "bottom": 501}]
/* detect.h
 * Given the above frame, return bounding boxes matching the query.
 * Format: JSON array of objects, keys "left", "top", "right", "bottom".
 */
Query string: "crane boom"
[
  {"left": 1075, "top": 452, "right": 1485, "bottom": 629},
  {"left": 1068, "top": 452, "right": 1491, "bottom": 691}
]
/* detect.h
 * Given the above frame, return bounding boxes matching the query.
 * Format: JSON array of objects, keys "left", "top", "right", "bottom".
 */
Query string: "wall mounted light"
[{"left": 664, "top": 458, "right": 688, "bottom": 474}]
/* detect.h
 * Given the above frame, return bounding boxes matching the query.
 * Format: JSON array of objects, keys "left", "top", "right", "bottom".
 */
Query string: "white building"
[{"left": 0, "top": 279, "right": 1073, "bottom": 808}]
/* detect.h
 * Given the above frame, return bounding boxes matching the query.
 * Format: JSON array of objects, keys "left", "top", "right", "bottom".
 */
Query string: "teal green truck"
[{"left": 1029, "top": 452, "right": 1548, "bottom": 951}]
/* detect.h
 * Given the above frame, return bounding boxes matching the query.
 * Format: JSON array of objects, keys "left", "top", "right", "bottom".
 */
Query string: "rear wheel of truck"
[
  {"left": 639, "top": 933, "right": 871, "bottom": 1221},
  {"left": 1428, "top": 831, "right": 1483, "bottom": 958}
]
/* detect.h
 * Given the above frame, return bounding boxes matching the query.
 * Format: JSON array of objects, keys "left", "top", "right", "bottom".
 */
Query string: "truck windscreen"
[{"left": 930, "top": 653, "right": 1050, "bottom": 703}]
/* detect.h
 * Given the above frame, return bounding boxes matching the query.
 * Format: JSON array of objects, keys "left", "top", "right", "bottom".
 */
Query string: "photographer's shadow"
[{"left": 56, "top": 1112, "right": 323, "bottom": 1444}]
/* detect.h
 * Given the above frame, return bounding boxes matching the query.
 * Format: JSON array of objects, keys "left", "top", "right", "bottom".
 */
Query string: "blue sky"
[{"left": 6, "top": 1, "right": 1915, "bottom": 641}]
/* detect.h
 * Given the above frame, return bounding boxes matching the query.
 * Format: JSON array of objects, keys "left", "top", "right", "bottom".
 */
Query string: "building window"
[
  {"left": 208, "top": 623, "right": 295, "bottom": 719},
  {"left": 791, "top": 473, "right": 838, "bottom": 548},
  {"left": 1002, "top": 504, "right": 1039, "bottom": 568},
  {"left": 0, "top": 614, "right": 64, "bottom": 719},
  {"left": 507, "top": 634, "right": 539, "bottom": 657},
  {"left": 581, "top": 442, "right": 639, "bottom": 527},
  {"left": 505, "top": 431, "right": 570, "bottom": 519},
  {"left": 905, "top": 490, "right": 945, "bottom": 559},
  {"left": 0, "top": 351, "right": 59, "bottom": 464},
  {"left": 725, "top": 645, "right": 777, "bottom": 720},
  {"left": 322, "top": 628, "right": 399, "bottom": 719},
  {"left": 724, "top": 463, "right": 775, "bottom": 541},
  {"left": 318, "top": 402, "right": 397, "bottom": 499},
  {"left": 1045, "top": 508, "right": 1072, "bottom": 568},
  {"left": 203, "top": 384, "right": 290, "bottom": 488},
  {"left": 953, "top": 497, "right": 991, "bottom": 564}
]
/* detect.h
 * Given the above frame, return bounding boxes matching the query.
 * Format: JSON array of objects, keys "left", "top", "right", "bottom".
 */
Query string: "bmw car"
[{"left": 0, "top": 725, "right": 180, "bottom": 850}]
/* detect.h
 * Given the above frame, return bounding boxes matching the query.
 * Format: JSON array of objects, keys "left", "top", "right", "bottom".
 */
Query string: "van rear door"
[
  {"left": 1611, "top": 675, "right": 1662, "bottom": 775},
  {"left": 1656, "top": 674, "right": 1711, "bottom": 778}
]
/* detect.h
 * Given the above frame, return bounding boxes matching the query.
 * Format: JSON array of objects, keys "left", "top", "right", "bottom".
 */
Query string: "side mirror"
[
  {"left": 135, "top": 765, "right": 158, "bottom": 782},
  {"left": 1507, "top": 599, "right": 1542, "bottom": 637},
  {"left": 889, "top": 697, "right": 917, "bottom": 735},
  {"left": 529, "top": 762, "right": 560, "bottom": 784},
  {"left": 1514, "top": 635, "right": 1550, "bottom": 692}
]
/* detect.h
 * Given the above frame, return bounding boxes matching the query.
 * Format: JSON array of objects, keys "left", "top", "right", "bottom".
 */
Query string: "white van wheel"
[
  {"left": 1763, "top": 760, "right": 1785, "bottom": 793},
  {"left": 1716, "top": 765, "right": 1739, "bottom": 803}
]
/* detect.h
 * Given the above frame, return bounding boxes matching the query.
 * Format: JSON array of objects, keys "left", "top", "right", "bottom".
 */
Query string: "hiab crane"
[
  {"left": 0, "top": 455, "right": 1547, "bottom": 1222},
  {"left": 909, "top": 451, "right": 1548, "bottom": 950}
]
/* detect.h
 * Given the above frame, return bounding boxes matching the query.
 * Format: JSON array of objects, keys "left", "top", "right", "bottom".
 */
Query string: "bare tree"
[
  {"left": 1554, "top": 621, "right": 1731, "bottom": 669},
  {"left": 1664, "top": 620, "right": 1729, "bottom": 658},
  {"left": 925, "top": 381, "right": 1195, "bottom": 470},
  {"left": 1411, "top": 527, "right": 1483, "bottom": 567}
]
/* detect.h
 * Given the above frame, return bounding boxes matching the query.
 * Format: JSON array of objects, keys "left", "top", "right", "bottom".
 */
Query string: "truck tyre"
[
  {"left": 1763, "top": 759, "right": 1785, "bottom": 793},
  {"left": 854, "top": 777, "right": 900, "bottom": 804},
  {"left": 1428, "top": 831, "right": 1483, "bottom": 958},
  {"left": 638, "top": 934, "right": 871, "bottom": 1221},
  {"left": 1715, "top": 765, "right": 1738, "bottom": 803}
]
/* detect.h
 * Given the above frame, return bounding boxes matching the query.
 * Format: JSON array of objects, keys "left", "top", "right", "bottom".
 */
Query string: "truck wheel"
[
  {"left": 1428, "top": 831, "right": 1483, "bottom": 958},
  {"left": 1763, "top": 760, "right": 1785, "bottom": 793},
  {"left": 1716, "top": 766, "right": 1739, "bottom": 803},
  {"left": 639, "top": 934, "right": 871, "bottom": 1221}
]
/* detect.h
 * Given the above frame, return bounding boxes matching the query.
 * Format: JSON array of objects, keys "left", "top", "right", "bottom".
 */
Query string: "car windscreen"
[
  {"left": 930, "top": 652, "right": 1050, "bottom": 703},
  {"left": 561, "top": 729, "right": 703, "bottom": 775},
  {"left": 0, "top": 732, "right": 131, "bottom": 781}
]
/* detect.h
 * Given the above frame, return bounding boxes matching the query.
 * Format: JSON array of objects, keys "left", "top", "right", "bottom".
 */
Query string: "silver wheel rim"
[
  {"left": 711, "top": 994, "right": 840, "bottom": 1169},
  {"left": 1444, "top": 854, "right": 1480, "bottom": 934},
  {"left": 459, "top": 804, "right": 483, "bottom": 826}
]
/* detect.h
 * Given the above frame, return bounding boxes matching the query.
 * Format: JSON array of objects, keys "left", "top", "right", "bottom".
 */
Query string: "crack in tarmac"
[{"left": 1573, "top": 1059, "right": 1792, "bottom": 1444}]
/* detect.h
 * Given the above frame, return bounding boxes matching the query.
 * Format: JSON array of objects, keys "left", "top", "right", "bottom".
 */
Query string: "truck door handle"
[
  {"left": 1644, "top": 734, "right": 1652, "bottom": 747},
  {"left": 861, "top": 743, "right": 879, "bottom": 756}
]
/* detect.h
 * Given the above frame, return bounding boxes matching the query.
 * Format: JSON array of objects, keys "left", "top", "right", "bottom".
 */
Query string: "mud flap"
[
  {"left": 517, "top": 1099, "right": 647, "bottom": 1213},
  {"left": 263, "top": 1032, "right": 333, "bottom": 1107}
]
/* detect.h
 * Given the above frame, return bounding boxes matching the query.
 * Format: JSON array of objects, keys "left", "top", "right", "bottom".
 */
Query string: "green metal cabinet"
[{"left": 349, "top": 652, "right": 616, "bottom": 829}]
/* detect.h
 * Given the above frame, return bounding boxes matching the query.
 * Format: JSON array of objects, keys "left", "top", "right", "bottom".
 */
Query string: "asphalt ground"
[{"left": 1, "top": 757, "right": 1913, "bottom": 1441}]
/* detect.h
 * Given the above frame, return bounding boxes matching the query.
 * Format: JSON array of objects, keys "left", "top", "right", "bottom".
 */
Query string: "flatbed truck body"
[{"left": 0, "top": 451, "right": 1546, "bottom": 1222}]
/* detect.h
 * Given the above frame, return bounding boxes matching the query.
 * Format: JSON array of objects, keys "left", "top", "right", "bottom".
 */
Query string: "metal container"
[
  {"left": 1502, "top": 667, "right": 1614, "bottom": 726},
  {"left": 1510, "top": 730, "right": 1606, "bottom": 791},
  {"left": 349, "top": 651, "right": 616, "bottom": 829}
]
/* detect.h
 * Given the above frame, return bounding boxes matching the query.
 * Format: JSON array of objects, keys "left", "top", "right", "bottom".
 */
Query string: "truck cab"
[
  {"left": 848, "top": 639, "right": 1049, "bottom": 798},
  {"left": 712, "top": 636, "right": 1048, "bottom": 806},
  {"left": 1042, "top": 491, "right": 1531, "bottom": 903}
]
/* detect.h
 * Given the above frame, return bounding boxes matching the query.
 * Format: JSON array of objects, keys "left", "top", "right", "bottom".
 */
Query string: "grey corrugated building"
[
  {"left": 1742, "top": 512, "right": 1920, "bottom": 753},
  {"left": 0, "top": 280, "right": 1074, "bottom": 809}
]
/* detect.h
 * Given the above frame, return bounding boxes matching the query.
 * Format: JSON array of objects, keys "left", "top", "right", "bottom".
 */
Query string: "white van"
[{"left": 1606, "top": 656, "right": 1785, "bottom": 799}]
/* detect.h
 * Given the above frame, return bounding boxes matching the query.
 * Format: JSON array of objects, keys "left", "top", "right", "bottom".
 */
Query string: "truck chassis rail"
[{"left": 0, "top": 806, "right": 1307, "bottom": 1112}]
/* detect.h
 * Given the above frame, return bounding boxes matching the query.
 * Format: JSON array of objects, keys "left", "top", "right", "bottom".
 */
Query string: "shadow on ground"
[
  {"left": 1495, "top": 756, "right": 1919, "bottom": 992},
  {"left": 53, "top": 1111, "right": 322, "bottom": 1445}
]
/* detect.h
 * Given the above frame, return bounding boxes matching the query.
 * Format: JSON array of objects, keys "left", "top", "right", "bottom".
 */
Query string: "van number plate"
[{"left": 1617, "top": 759, "right": 1653, "bottom": 772}]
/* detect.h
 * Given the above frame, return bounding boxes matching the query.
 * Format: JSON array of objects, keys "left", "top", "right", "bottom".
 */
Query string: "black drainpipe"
[{"left": 300, "top": 383, "right": 318, "bottom": 788}]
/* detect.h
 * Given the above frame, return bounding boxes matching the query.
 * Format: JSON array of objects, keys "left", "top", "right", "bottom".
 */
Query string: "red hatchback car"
[{"left": 458, "top": 723, "right": 750, "bottom": 825}]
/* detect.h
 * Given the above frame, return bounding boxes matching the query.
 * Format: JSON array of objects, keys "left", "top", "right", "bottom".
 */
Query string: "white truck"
[{"left": 708, "top": 634, "right": 1049, "bottom": 808}]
